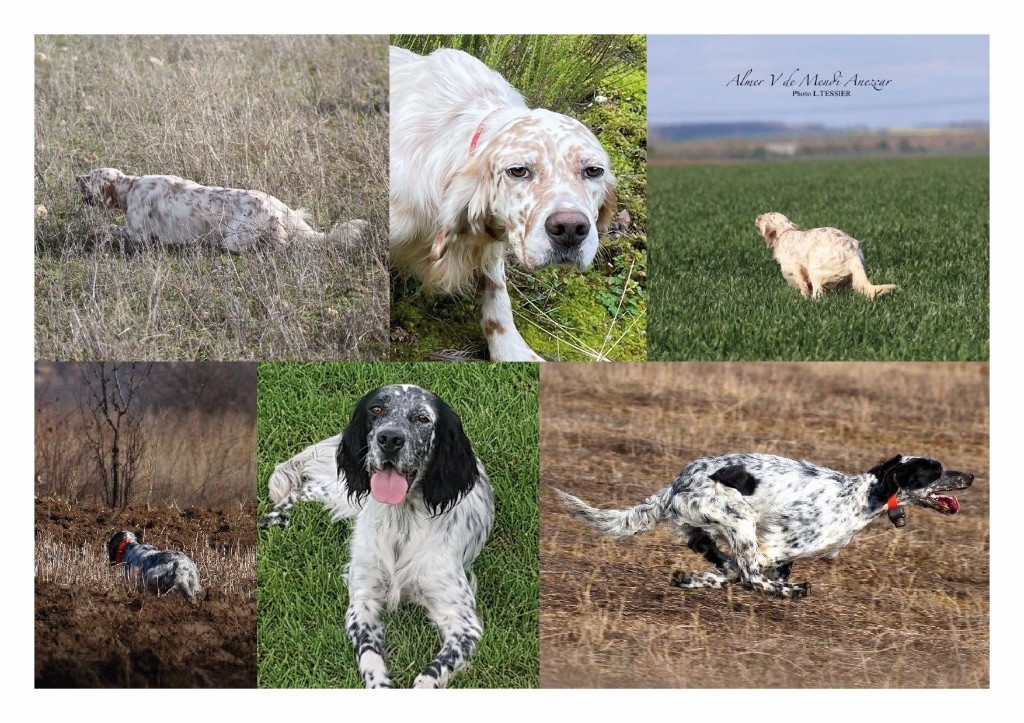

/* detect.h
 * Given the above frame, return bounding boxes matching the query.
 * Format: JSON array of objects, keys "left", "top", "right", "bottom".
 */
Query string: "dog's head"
[
  {"left": 755, "top": 212, "right": 800, "bottom": 249},
  {"left": 870, "top": 455, "right": 974, "bottom": 516},
  {"left": 106, "top": 530, "right": 138, "bottom": 565},
  {"left": 75, "top": 167, "right": 131, "bottom": 211},
  {"left": 434, "top": 109, "right": 616, "bottom": 272},
  {"left": 336, "top": 385, "right": 479, "bottom": 515}
]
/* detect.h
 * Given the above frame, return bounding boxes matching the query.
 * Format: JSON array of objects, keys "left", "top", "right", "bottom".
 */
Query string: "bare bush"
[
  {"left": 36, "top": 362, "right": 255, "bottom": 507},
  {"left": 79, "top": 362, "right": 151, "bottom": 509}
]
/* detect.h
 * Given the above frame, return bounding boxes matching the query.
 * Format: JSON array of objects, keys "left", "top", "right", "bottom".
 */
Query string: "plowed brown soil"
[{"left": 35, "top": 498, "right": 256, "bottom": 688}]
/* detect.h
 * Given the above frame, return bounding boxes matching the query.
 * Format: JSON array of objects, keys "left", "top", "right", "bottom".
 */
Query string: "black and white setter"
[
  {"left": 106, "top": 530, "right": 203, "bottom": 599},
  {"left": 555, "top": 454, "right": 973, "bottom": 599},
  {"left": 259, "top": 384, "right": 494, "bottom": 688}
]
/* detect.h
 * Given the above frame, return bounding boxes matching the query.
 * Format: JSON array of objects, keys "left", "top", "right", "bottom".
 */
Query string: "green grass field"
[
  {"left": 389, "top": 35, "right": 647, "bottom": 361},
  {"left": 256, "top": 363, "right": 539, "bottom": 688},
  {"left": 649, "top": 157, "right": 988, "bottom": 360}
]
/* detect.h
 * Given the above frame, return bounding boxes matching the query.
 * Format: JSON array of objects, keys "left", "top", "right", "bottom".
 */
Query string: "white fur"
[{"left": 389, "top": 46, "right": 617, "bottom": 361}]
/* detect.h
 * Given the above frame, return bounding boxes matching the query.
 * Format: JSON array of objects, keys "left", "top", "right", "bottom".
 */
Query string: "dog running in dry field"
[
  {"left": 390, "top": 47, "right": 618, "bottom": 361},
  {"left": 555, "top": 453, "right": 972, "bottom": 599},
  {"left": 106, "top": 530, "right": 204, "bottom": 600},
  {"left": 76, "top": 167, "right": 367, "bottom": 253},
  {"left": 755, "top": 212, "right": 898, "bottom": 300},
  {"left": 259, "top": 384, "right": 494, "bottom": 688}
]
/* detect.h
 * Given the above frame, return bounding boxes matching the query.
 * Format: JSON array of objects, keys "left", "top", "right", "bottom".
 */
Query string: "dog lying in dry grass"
[
  {"left": 755, "top": 212, "right": 898, "bottom": 300},
  {"left": 76, "top": 167, "right": 367, "bottom": 253}
]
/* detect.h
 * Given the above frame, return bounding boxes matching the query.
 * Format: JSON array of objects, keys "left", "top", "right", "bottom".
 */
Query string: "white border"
[{"left": 9, "top": 2, "right": 1019, "bottom": 718}]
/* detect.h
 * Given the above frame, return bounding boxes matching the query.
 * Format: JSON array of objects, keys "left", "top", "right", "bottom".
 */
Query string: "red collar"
[
  {"left": 114, "top": 538, "right": 132, "bottom": 564},
  {"left": 887, "top": 494, "right": 899, "bottom": 510},
  {"left": 469, "top": 109, "right": 501, "bottom": 157}
]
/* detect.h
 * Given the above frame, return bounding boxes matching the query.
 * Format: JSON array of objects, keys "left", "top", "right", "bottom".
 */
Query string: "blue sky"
[{"left": 648, "top": 35, "right": 989, "bottom": 127}]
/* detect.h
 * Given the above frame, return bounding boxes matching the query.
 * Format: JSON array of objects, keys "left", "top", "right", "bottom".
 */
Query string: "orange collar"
[
  {"left": 887, "top": 494, "right": 899, "bottom": 510},
  {"left": 114, "top": 538, "right": 132, "bottom": 564},
  {"left": 469, "top": 109, "right": 501, "bottom": 157}
]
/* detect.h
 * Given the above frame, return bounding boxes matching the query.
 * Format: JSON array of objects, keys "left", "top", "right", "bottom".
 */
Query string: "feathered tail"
[{"left": 552, "top": 485, "right": 674, "bottom": 538}]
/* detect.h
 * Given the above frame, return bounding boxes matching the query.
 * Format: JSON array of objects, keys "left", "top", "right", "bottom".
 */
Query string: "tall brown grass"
[
  {"left": 35, "top": 531, "right": 256, "bottom": 599},
  {"left": 36, "top": 405, "right": 254, "bottom": 507},
  {"left": 34, "top": 35, "right": 388, "bottom": 360}
]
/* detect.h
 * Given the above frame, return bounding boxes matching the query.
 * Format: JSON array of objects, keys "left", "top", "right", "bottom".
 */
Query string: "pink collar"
[{"left": 469, "top": 109, "right": 501, "bottom": 157}]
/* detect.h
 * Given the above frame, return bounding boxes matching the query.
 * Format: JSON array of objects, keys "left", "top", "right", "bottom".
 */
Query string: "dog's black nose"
[
  {"left": 544, "top": 211, "right": 590, "bottom": 248},
  {"left": 376, "top": 431, "right": 405, "bottom": 453},
  {"left": 963, "top": 473, "right": 974, "bottom": 486}
]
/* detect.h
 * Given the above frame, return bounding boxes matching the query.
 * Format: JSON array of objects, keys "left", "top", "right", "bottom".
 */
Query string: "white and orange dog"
[
  {"left": 755, "top": 212, "right": 898, "bottom": 300},
  {"left": 390, "top": 47, "right": 618, "bottom": 361},
  {"left": 76, "top": 167, "right": 367, "bottom": 253}
]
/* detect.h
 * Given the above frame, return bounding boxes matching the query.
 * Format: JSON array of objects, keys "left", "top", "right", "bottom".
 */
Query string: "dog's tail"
[
  {"left": 326, "top": 218, "right": 370, "bottom": 247},
  {"left": 850, "top": 258, "right": 898, "bottom": 300},
  {"left": 552, "top": 485, "right": 674, "bottom": 538}
]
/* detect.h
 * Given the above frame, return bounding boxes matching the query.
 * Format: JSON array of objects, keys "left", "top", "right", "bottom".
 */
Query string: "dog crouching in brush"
[
  {"left": 554, "top": 454, "right": 972, "bottom": 599},
  {"left": 76, "top": 168, "right": 369, "bottom": 253},
  {"left": 106, "top": 530, "right": 204, "bottom": 600}
]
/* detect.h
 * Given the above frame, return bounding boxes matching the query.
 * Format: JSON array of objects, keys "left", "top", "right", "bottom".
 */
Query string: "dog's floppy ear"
[
  {"left": 420, "top": 396, "right": 479, "bottom": 515},
  {"left": 596, "top": 175, "right": 618, "bottom": 234},
  {"left": 107, "top": 531, "right": 126, "bottom": 565},
  {"left": 869, "top": 454, "right": 904, "bottom": 499},
  {"left": 101, "top": 181, "right": 124, "bottom": 210},
  {"left": 337, "top": 390, "right": 376, "bottom": 504},
  {"left": 431, "top": 155, "right": 492, "bottom": 262}
]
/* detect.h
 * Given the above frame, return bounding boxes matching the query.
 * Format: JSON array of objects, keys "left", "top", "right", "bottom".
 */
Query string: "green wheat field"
[{"left": 649, "top": 157, "right": 988, "bottom": 360}]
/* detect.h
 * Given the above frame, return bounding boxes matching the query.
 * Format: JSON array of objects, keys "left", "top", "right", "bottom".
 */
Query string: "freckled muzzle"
[{"left": 365, "top": 422, "right": 428, "bottom": 505}]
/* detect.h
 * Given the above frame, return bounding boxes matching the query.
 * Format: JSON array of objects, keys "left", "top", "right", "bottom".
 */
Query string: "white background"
[{"left": 8, "top": 2, "right": 1014, "bottom": 718}]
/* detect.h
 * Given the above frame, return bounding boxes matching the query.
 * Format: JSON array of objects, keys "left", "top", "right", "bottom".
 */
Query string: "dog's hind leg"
[
  {"left": 690, "top": 497, "right": 810, "bottom": 599},
  {"left": 849, "top": 257, "right": 897, "bottom": 300},
  {"left": 670, "top": 567, "right": 733, "bottom": 590},
  {"left": 260, "top": 436, "right": 349, "bottom": 530}
]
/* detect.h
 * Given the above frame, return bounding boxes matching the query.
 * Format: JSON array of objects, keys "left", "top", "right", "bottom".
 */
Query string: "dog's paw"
[
  {"left": 257, "top": 512, "right": 289, "bottom": 531},
  {"left": 669, "top": 570, "right": 690, "bottom": 588},
  {"left": 788, "top": 582, "right": 811, "bottom": 600},
  {"left": 412, "top": 674, "right": 442, "bottom": 689}
]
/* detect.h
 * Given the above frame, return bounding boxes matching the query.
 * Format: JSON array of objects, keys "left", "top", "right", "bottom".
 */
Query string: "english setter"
[
  {"left": 390, "top": 47, "right": 618, "bottom": 361},
  {"left": 106, "top": 530, "right": 204, "bottom": 600},
  {"left": 76, "top": 167, "right": 367, "bottom": 253},
  {"left": 259, "top": 384, "right": 494, "bottom": 688},
  {"left": 555, "top": 453, "right": 972, "bottom": 599},
  {"left": 755, "top": 212, "right": 898, "bottom": 300}
]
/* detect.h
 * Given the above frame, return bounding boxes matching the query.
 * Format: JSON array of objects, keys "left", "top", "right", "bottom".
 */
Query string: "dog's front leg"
[
  {"left": 413, "top": 575, "right": 483, "bottom": 689},
  {"left": 478, "top": 257, "right": 544, "bottom": 362},
  {"left": 345, "top": 593, "right": 392, "bottom": 689}
]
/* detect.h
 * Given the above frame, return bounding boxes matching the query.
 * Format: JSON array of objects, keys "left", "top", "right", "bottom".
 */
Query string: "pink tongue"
[
  {"left": 370, "top": 467, "right": 409, "bottom": 505},
  {"left": 933, "top": 494, "right": 960, "bottom": 513}
]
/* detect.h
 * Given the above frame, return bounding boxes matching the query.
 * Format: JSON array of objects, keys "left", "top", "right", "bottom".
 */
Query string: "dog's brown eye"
[
  {"left": 416, "top": 414, "right": 430, "bottom": 424},
  {"left": 506, "top": 166, "right": 530, "bottom": 179},
  {"left": 370, "top": 406, "right": 384, "bottom": 415},
  {"left": 583, "top": 166, "right": 605, "bottom": 179}
]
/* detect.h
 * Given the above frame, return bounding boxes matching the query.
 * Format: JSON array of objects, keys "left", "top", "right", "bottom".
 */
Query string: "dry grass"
[
  {"left": 36, "top": 405, "right": 255, "bottom": 507},
  {"left": 34, "top": 35, "right": 388, "bottom": 360},
  {"left": 540, "top": 363, "right": 989, "bottom": 688},
  {"left": 35, "top": 530, "right": 256, "bottom": 599}
]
